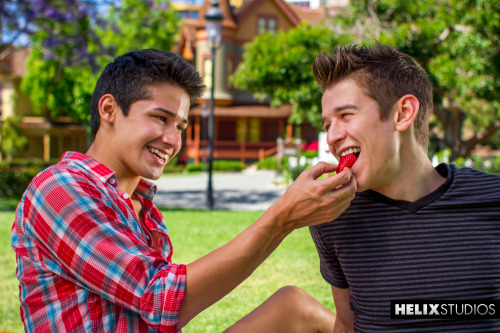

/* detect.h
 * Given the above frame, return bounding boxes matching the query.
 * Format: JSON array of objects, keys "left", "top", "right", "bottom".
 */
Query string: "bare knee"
[
  {"left": 274, "top": 285, "right": 306, "bottom": 301},
  {"left": 272, "top": 286, "right": 335, "bottom": 333},
  {"left": 226, "top": 286, "right": 334, "bottom": 333}
]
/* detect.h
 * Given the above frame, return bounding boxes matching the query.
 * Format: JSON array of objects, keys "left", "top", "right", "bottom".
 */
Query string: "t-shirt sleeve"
[{"left": 309, "top": 224, "right": 349, "bottom": 289}]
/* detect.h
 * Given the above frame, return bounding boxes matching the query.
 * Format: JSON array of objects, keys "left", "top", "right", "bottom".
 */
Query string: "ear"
[
  {"left": 98, "top": 94, "right": 118, "bottom": 125},
  {"left": 394, "top": 94, "right": 419, "bottom": 132}
]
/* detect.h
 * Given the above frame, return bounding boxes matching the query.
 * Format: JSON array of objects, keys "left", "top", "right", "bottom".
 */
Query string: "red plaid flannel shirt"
[{"left": 12, "top": 151, "right": 187, "bottom": 332}]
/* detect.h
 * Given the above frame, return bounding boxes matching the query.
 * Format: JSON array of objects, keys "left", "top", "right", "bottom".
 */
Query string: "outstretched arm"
[
  {"left": 178, "top": 162, "right": 356, "bottom": 328},
  {"left": 332, "top": 286, "right": 354, "bottom": 333}
]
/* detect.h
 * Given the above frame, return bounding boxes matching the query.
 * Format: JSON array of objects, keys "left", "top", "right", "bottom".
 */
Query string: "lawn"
[{"left": 0, "top": 209, "right": 334, "bottom": 333}]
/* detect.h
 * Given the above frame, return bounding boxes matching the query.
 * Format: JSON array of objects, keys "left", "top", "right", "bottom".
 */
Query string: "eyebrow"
[
  {"left": 154, "top": 107, "right": 189, "bottom": 126},
  {"left": 321, "top": 104, "right": 359, "bottom": 127}
]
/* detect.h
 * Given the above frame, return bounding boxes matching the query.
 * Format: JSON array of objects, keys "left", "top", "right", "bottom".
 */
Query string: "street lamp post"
[{"left": 205, "top": 1, "right": 223, "bottom": 210}]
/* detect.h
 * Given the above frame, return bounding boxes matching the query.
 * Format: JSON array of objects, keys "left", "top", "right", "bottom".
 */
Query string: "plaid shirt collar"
[{"left": 62, "top": 151, "right": 158, "bottom": 201}]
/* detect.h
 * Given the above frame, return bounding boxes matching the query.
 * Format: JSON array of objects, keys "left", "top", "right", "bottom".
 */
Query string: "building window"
[
  {"left": 249, "top": 118, "right": 260, "bottom": 142},
  {"left": 257, "top": 16, "right": 278, "bottom": 34},
  {"left": 289, "top": 1, "right": 311, "bottom": 8}
]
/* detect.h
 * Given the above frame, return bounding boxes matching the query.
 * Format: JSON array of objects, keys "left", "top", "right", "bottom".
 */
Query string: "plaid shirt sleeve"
[{"left": 12, "top": 159, "right": 186, "bottom": 332}]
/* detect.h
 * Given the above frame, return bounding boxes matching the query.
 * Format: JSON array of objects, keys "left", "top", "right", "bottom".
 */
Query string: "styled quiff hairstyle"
[
  {"left": 90, "top": 49, "right": 205, "bottom": 136},
  {"left": 313, "top": 43, "right": 433, "bottom": 149}
]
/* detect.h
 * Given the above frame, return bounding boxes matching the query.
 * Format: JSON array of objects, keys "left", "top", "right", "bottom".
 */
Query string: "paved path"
[{"left": 151, "top": 168, "right": 288, "bottom": 211}]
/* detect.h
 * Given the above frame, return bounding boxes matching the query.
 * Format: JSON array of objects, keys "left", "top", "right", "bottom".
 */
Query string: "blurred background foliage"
[
  {"left": 233, "top": 0, "right": 500, "bottom": 160},
  {"left": 0, "top": 0, "right": 498, "bottom": 191}
]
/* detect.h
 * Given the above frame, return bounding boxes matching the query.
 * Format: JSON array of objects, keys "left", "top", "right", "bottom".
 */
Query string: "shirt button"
[
  {"left": 109, "top": 178, "right": 116, "bottom": 185},
  {"left": 123, "top": 193, "right": 130, "bottom": 200}
]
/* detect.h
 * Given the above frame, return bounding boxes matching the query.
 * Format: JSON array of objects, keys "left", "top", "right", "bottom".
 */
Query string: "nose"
[
  {"left": 161, "top": 124, "right": 181, "bottom": 150},
  {"left": 326, "top": 122, "right": 347, "bottom": 154}
]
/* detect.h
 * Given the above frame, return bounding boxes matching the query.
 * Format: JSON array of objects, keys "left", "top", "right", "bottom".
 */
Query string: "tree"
[
  {"left": 20, "top": 6, "right": 99, "bottom": 123},
  {"left": 234, "top": 0, "right": 499, "bottom": 159},
  {"left": 96, "top": 0, "right": 181, "bottom": 68},
  {"left": 0, "top": 0, "right": 104, "bottom": 61},
  {"left": 233, "top": 22, "right": 350, "bottom": 129},
  {"left": 20, "top": 0, "right": 181, "bottom": 124},
  {"left": 0, "top": 116, "right": 28, "bottom": 161},
  {"left": 327, "top": 0, "right": 500, "bottom": 159}
]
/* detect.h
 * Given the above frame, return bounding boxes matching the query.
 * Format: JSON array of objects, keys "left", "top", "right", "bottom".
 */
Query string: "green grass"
[
  {"left": 1, "top": 209, "right": 334, "bottom": 332},
  {"left": 0, "top": 211, "right": 22, "bottom": 333}
]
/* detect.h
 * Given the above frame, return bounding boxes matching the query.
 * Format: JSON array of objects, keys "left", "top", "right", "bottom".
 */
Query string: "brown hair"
[{"left": 313, "top": 43, "right": 433, "bottom": 149}]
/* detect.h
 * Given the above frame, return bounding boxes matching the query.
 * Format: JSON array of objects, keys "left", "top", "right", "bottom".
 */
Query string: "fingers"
[
  {"left": 272, "top": 164, "right": 357, "bottom": 230},
  {"left": 324, "top": 180, "right": 356, "bottom": 220},
  {"left": 302, "top": 162, "right": 338, "bottom": 180},
  {"left": 314, "top": 168, "right": 353, "bottom": 193},
  {"left": 284, "top": 172, "right": 356, "bottom": 228},
  {"left": 319, "top": 176, "right": 356, "bottom": 217}
]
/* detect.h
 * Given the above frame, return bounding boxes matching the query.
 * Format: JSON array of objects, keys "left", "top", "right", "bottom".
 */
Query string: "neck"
[
  {"left": 373, "top": 144, "right": 446, "bottom": 202},
  {"left": 86, "top": 141, "right": 140, "bottom": 196}
]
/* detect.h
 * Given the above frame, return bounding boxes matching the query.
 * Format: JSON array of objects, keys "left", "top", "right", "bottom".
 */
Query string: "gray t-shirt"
[{"left": 310, "top": 164, "right": 500, "bottom": 332}]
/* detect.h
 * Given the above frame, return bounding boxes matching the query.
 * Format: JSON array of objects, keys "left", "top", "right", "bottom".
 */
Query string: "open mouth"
[
  {"left": 336, "top": 147, "right": 360, "bottom": 173},
  {"left": 340, "top": 147, "right": 360, "bottom": 159},
  {"left": 148, "top": 146, "right": 168, "bottom": 163}
]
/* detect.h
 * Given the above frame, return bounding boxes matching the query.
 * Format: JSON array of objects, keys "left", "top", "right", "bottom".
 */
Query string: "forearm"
[
  {"left": 333, "top": 318, "right": 354, "bottom": 333},
  {"left": 178, "top": 205, "right": 290, "bottom": 327},
  {"left": 332, "top": 287, "right": 354, "bottom": 333},
  {"left": 177, "top": 163, "right": 356, "bottom": 328}
]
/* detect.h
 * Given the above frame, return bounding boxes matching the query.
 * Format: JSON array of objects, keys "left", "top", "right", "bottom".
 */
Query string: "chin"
[
  {"left": 354, "top": 178, "right": 368, "bottom": 193},
  {"left": 141, "top": 168, "right": 165, "bottom": 181},
  {"left": 151, "top": 171, "right": 165, "bottom": 180}
]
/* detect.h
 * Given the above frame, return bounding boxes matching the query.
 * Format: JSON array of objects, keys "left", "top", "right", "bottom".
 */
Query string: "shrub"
[
  {"left": 256, "top": 157, "right": 278, "bottom": 170},
  {"left": 214, "top": 160, "right": 245, "bottom": 172},
  {"left": 453, "top": 155, "right": 500, "bottom": 174},
  {"left": 0, "top": 159, "right": 53, "bottom": 199},
  {"left": 162, "top": 155, "right": 185, "bottom": 174},
  {"left": 257, "top": 156, "right": 289, "bottom": 172},
  {"left": 186, "top": 163, "right": 204, "bottom": 172},
  {"left": 185, "top": 160, "right": 245, "bottom": 173},
  {"left": 432, "top": 149, "right": 500, "bottom": 174},
  {"left": 300, "top": 150, "right": 318, "bottom": 159}
]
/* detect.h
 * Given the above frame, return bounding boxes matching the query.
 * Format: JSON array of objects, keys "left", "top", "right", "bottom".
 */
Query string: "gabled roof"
[
  {"left": 198, "top": 0, "right": 237, "bottom": 29},
  {"left": 235, "top": 0, "right": 301, "bottom": 26},
  {"left": 290, "top": 5, "right": 326, "bottom": 25},
  {"left": 178, "top": 19, "right": 198, "bottom": 61}
]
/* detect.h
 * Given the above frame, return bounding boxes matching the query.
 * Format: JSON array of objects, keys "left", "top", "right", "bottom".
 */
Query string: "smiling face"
[
  {"left": 322, "top": 79, "right": 401, "bottom": 192},
  {"left": 109, "top": 82, "right": 190, "bottom": 181}
]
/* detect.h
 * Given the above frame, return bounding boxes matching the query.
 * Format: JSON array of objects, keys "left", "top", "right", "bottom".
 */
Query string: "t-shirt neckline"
[{"left": 363, "top": 163, "right": 453, "bottom": 214}]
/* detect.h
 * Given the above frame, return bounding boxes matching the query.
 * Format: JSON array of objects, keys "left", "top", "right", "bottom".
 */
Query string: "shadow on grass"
[{"left": 154, "top": 189, "right": 280, "bottom": 211}]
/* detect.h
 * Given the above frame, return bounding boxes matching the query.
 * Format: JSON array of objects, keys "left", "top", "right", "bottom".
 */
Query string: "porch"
[{"left": 184, "top": 104, "right": 293, "bottom": 164}]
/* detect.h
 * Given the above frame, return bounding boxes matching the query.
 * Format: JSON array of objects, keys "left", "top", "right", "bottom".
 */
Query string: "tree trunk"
[{"left": 432, "top": 107, "right": 500, "bottom": 161}]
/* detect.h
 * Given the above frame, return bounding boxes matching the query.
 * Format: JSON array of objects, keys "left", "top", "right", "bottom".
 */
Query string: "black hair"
[{"left": 90, "top": 49, "right": 205, "bottom": 136}]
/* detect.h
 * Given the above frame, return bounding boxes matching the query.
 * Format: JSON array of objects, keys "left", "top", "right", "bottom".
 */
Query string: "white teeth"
[
  {"left": 148, "top": 147, "right": 167, "bottom": 160},
  {"left": 340, "top": 147, "right": 360, "bottom": 157}
]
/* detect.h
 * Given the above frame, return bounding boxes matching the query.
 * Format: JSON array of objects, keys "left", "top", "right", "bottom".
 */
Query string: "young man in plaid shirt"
[{"left": 12, "top": 49, "right": 356, "bottom": 332}]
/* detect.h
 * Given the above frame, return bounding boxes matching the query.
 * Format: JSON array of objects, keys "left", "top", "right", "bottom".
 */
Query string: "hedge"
[
  {"left": 0, "top": 159, "right": 53, "bottom": 199},
  {"left": 186, "top": 160, "right": 245, "bottom": 173}
]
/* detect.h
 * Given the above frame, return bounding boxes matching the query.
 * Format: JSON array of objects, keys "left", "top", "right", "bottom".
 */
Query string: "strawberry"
[{"left": 337, "top": 153, "right": 357, "bottom": 173}]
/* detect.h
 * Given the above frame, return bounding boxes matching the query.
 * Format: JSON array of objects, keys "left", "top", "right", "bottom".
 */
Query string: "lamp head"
[{"left": 205, "top": 1, "right": 223, "bottom": 47}]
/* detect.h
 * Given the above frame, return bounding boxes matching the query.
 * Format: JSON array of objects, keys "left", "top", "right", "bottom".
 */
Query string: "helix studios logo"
[{"left": 391, "top": 300, "right": 500, "bottom": 319}]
